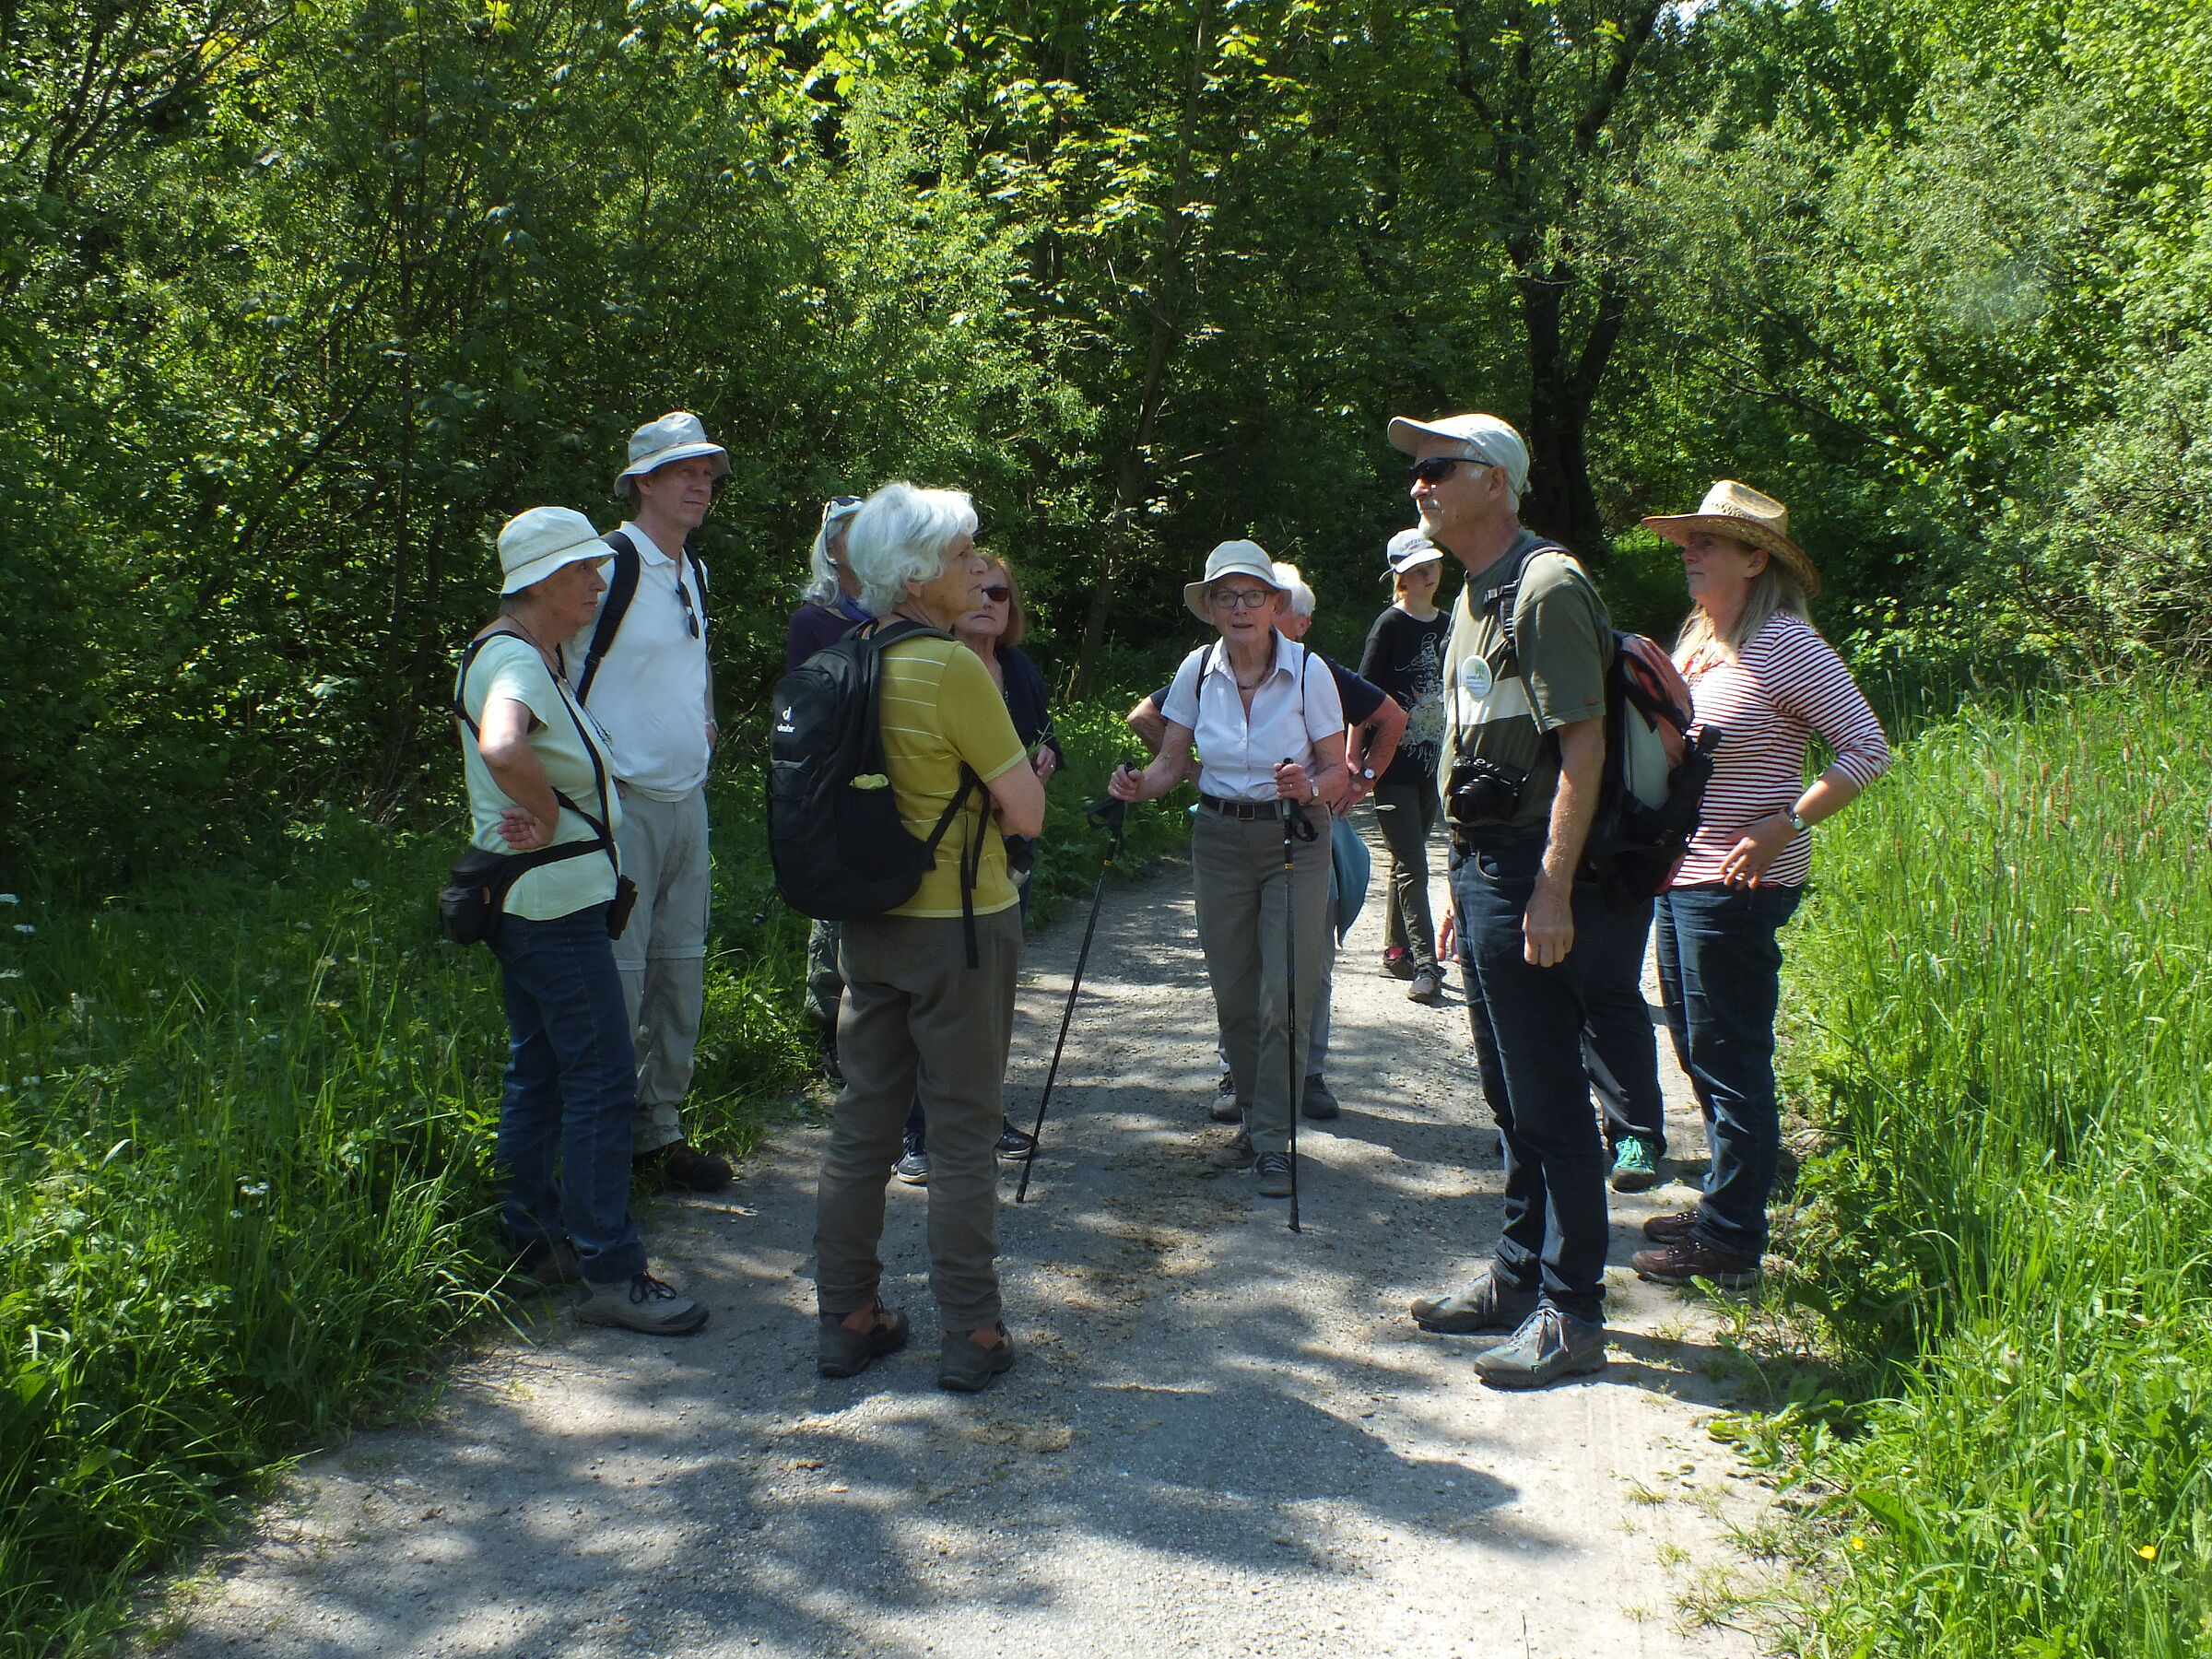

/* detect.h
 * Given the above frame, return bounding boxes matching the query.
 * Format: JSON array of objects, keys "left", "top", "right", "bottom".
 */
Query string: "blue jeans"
[
  {"left": 491, "top": 903, "right": 648, "bottom": 1286},
  {"left": 1452, "top": 832, "right": 1653, "bottom": 1323},
  {"left": 1653, "top": 883, "right": 1804, "bottom": 1257}
]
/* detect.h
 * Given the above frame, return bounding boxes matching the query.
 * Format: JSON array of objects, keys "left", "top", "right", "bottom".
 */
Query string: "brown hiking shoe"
[
  {"left": 1207, "top": 1130, "right": 1257, "bottom": 1170},
  {"left": 1641, "top": 1207, "right": 1700, "bottom": 1245},
  {"left": 1631, "top": 1239, "right": 1760, "bottom": 1290},
  {"left": 637, "top": 1141, "right": 733, "bottom": 1193}
]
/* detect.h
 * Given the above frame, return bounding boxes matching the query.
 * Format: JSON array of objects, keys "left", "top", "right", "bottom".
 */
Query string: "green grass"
[
  {"left": 1757, "top": 677, "right": 2212, "bottom": 1656},
  {"left": 0, "top": 694, "right": 1187, "bottom": 1657}
]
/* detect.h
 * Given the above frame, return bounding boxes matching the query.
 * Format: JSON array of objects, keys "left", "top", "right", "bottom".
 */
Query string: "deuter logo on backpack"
[{"left": 764, "top": 620, "right": 979, "bottom": 925}]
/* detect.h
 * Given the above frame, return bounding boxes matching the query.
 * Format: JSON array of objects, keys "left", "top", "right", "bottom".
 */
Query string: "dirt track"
[{"left": 157, "top": 818, "right": 1772, "bottom": 1659}]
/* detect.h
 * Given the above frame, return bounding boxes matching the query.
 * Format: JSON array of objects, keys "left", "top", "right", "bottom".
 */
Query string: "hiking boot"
[
  {"left": 995, "top": 1119, "right": 1038, "bottom": 1159},
  {"left": 1210, "top": 1076, "right": 1244, "bottom": 1124},
  {"left": 1472, "top": 1305, "right": 1607, "bottom": 1389},
  {"left": 1300, "top": 1075, "right": 1340, "bottom": 1121},
  {"left": 938, "top": 1324, "right": 1018, "bottom": 1393},
  {"left": 894, "top": 1145, "right": 929, "bottom": 1185},
  {"left": 1642, "top": 1207, "right": 1700, "bottom": 1244},
  {"left": 1608, "top": 1137, "right": 1660, "bottom": 1194},
  {"left": 1207, "top": 1130, "right": 1257, "bottom": 1170},
  {"left": 512, "top": 1238, "right": 582, "bottom": 1288},
  {"left": 1255, "top": 1151, "right": 1294, "bottom": 1197},
  {"left": 1631, "top": 1238, "right": 1761, "bottom": 1290},
  {"left": 1382, "top": 947, "right": 1417, "bottom": 981},
  {"left": 818, "top": 1035, "right": 844, "bottom": 1088},
  {"left": 1406, "top": 966, "right": 1443, "bottom": 1004},
  {"left": 574, "top": 1272, "right": 708, "bottom": 1335},
  {"left": 636, "top": 1141, "right": 733, "bottom": 1193},
  {"left": 818, "top": 1304, "right": 909, "bottom": 1378},
  {"left": 1409, "top": 1271, "right": 1540, "bottom": 1335}
]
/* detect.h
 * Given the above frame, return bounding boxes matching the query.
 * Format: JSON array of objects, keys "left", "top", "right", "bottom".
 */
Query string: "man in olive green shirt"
[{"left": 1394, "top": 412, "right": 1651, "bottom": 1390}]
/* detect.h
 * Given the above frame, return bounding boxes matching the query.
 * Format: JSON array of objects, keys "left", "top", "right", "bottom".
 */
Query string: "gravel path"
[{"left": 158, "top": 819, "right": 1772, "bottom": 1659}]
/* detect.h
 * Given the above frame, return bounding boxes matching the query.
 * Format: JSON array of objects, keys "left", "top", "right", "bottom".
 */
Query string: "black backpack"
[
  {"left": 1484, "top": 541, "right": 1721, "bottom": 910},
  {"left": 765, "top": 619, "right": 982, "bottom": 958}
]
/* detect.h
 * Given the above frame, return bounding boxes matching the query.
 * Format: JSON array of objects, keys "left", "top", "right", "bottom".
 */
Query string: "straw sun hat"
[{"left": 1640, "top": 480, "right": 1821, "bottom": 598}]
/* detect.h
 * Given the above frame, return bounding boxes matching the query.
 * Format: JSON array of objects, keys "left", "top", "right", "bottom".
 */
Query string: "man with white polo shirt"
[{"left": 565, "top": 411, "right": 731, "bottom": 1193}]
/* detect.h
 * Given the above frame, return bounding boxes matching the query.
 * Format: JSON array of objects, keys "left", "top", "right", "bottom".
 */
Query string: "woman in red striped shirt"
[{"left": 1630, "top": 482, "right": 1890, "bottom": 1290}]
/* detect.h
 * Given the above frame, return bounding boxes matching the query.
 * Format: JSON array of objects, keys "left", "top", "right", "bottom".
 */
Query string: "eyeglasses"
[
  {"left": 1408, "top": 455, "right": 1494, "bottom": 485},
  {"left": 981, "top": 584, "right": 1011, "bottom": 603},
  {"left": 675, "top": 577, "right": 700, "bottom": 639},
  {"left": 1209, "top": 586, "right": 1277, "bottom": 610},
  {"left": 821, "top": 495, "right": 863, "bottom": 523}
]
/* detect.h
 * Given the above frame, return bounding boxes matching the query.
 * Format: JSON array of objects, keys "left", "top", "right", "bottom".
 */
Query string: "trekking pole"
[
  {"left": 1281, "top": 759, "right": 1312, "bottom": 1235},
  {"left": 1015, "top": 782, "right": 1131, "bottom": 1204}
]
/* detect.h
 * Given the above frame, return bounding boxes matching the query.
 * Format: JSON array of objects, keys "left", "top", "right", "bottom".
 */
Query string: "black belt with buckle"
[{"left": 1200, "top": 794, "right": 1288, "bottom": 821}]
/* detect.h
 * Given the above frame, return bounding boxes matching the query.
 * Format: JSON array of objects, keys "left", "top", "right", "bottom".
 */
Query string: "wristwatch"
[
  {"left": 1356, "top": 765, "right": 1376, "bottom": 782},
  {"left": 1784, "top": 806, "right": 1809, "bottom": 834}
]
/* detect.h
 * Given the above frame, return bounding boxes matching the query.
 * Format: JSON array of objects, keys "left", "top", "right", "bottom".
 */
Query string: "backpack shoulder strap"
[
  {"left": 454, "top": 630, "right": 616, "bottom": 871},
  {"left": 574, "top": 531, "right": 641, "bottom": 703},
  {"left": 1477, "top": 539, "right": 1569, "bottom": 665}
]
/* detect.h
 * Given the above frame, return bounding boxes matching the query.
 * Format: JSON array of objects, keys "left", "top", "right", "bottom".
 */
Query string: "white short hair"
[
  {"left": 803, "top": 496, "right": 864, "bottom": 606},
  {"left": 844, "top": 483, "right": 979, "bottom": 618},
  {"left": 1273, "top": 561, "right": 1316, "bottom": 618}
]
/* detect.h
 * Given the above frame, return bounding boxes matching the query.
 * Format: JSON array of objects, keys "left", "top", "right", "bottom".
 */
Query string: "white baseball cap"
[
  {"left": 1386, "top": 412, "right": 1530, "bottom": 500},
  {"left": 1381, "top": 527, "right": 1444, "bottom": 583},
  {"left": 497, "top": 507, "right": 611, "bottom": 594},
  {"left": 615, "top": 411, "right": 731, "bottom": 496}
]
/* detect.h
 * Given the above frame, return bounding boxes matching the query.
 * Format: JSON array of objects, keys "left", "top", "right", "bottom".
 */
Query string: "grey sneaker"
[
  {"left": 1210, "top": 1076, "right": 1244, "bottom": 1124},
  {"left": 1472, "top": 1305, "right": 1607, "bottom": 1389},
  {"left": 1207, "top": 1130, "right": 1257, "bottom": 1170},
  {"left": 1608, "top": 1137, "right": 1661, "bottom": 1193},
  {"left": 574, "top": 1273, "right": 707, "bottom": 1335},
  {"left": 1300, "top": 1075, "right": 1340, "bottom": 1120},
  {"left": 1406, "top": 966, "right": 1443, "bottom": 1004},
  {"left": 1409, "top": 1271, "right": 1540, "bottom": 1335},
  {"left": 1255, "top": 1151, "right": 1294, "bottom": 1198},
  {"left": 895, "top": 1146, "right": 929, "bottom": 1185}
]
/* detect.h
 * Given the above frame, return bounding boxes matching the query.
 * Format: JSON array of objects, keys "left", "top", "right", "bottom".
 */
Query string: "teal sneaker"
[{"left": 1608, "top": 1137, "right": 1660, "bottom": 1194}]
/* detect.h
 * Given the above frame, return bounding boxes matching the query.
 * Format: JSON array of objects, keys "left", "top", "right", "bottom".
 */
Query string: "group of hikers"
[{"left": 453, "top": 406, "right": 1889, "bottom": 1394}]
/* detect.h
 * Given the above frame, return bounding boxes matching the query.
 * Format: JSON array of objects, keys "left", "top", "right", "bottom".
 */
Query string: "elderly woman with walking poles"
[
  {"left": 1630, "top": 481, "right": 1890, "bottom": 1291},
  {"left": 455, "top": 508, "right": 706, "bottom": 1335},
  {"left": 1109, "top": 542, "right": 1348, "bottom": 1200},
  {"left": 810, "top": 483, "right": 1046, "bottom": 1394}
]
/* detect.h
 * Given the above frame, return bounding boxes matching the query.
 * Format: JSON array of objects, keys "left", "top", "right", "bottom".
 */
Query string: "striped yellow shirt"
[{"left": 878, "top": 635, "right": 1028, "bottom": 919}]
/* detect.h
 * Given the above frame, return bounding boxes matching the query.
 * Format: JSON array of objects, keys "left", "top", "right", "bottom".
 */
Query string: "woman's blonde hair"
[
  {"left": 980, "top": 553, "right": 1028, "bottom": 649},
  {"left": 1674, "top": 539, "right": 1811, "bottom": 669}
]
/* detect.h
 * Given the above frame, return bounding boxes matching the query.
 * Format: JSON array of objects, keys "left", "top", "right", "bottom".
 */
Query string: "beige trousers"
[
  {"left": 611, "top": 787, "right": 711, "bottom": 1155},
  {"left": 1192, "top": 808, "right": 1332, "bottom": 1155},
  {"left": 814, "top": 905, "right": 1022, "bottom": 1332}
]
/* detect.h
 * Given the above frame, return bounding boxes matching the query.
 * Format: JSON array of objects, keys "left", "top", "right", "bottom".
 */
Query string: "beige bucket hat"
[
  {"left": 1182, "top": 540, "right": 1286, "bottom": 624},
  {"left": 498, "top": 507, "right": 611, "bottom": 595},
  {"left": 615, "top": 411, "right": 731, "bottom": 496},
  {"left": 1641, "top": 480, "right": 1821, "bottom": 597}
]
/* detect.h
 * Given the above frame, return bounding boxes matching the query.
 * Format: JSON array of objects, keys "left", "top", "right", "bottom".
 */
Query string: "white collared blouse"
[{"left": 1160, "top": 637, "right": 1346, "bottom": 802}]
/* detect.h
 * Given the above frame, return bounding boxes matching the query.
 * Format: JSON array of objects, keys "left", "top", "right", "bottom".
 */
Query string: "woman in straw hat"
[
  {"left": 1628, "top": 481, "right": 1891, "bottom": 1291},
  {"left": 457, "top": 508, "right": 707, "bottom": 1335},
  {"left": 1109, "top": 541, "right": 1347, "bottom": 1198}
]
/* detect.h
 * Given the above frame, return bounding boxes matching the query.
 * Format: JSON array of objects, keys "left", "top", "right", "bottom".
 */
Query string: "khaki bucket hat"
[
  {"left": 1182, "top": 540, "right": 1286, "bottom": 624},
  {"left": 1641, "top": 480, "right": 1821, "bottom": 597},
  {"left": 615, "top": 411, "right": 731, "bottom": 496}
]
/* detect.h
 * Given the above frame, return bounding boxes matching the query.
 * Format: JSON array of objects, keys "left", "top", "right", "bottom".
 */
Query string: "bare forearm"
[{"left": 1538, "top": 728, "right": 1604, "bottom": 896}]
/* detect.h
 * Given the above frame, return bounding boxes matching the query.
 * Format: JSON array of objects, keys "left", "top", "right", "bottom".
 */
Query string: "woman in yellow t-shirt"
[
  {"left": 459, "top": 508, "right": 704, "bottom": 1337},
  {"left": 810, "top": 483, "right": 1045, "bottom": 1395}
]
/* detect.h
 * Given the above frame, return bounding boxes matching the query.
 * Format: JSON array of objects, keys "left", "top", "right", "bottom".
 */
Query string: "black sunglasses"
[
  {"left": 1408, "top": 455, "right": 1494, "bottom": 485},
  {"left": 675, "top": 576, "right": 700, "bottom": 639},
  {"left": 981, "top": 584, "right": 1011, "bottom": 603}
]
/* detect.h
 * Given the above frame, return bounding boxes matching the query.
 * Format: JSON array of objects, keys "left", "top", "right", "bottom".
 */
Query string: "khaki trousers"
[
  {"left": 814, "top": 905, "right": 1021, "bottom": 1332},
  {"left": 1192, "top": 808, "right": 1331, "bottom": 1155},
  {"left": 611, "top": 787, "right": 711, "bottom": 1155}
]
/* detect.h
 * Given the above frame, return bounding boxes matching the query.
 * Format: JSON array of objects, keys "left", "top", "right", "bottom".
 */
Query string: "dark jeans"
[
  {"left": 1653, "top": 883, "right": 1803, "bottom": 1257},
  {"left": 1451, "top": 833, "right": 1653, "bottom": 1323},
  {"left": 1372, "top": 779, "right": 1441, "bottom": 971},
  {"left": 1583, "top": 993, "right": 1666, "bottom": 1157},
  {"left": 490, "top": 903, "right": 648, "bottom": 1286}
]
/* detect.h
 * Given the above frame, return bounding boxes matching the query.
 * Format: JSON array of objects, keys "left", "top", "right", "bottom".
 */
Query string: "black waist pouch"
[{"left": 438, "top": 841, "right": 605, "bottom": 946}]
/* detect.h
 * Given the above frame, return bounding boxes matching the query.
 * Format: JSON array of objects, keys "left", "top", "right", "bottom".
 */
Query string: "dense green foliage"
[
  {"left": 0, "top": 704, "right": 1186, "bottom": 1657},
  {"left": 10, "top": 0, "right": 2212, "bottom": 879},
  {"left": 1771, "top": 683, "right": 2212, "bottom": 1654}
]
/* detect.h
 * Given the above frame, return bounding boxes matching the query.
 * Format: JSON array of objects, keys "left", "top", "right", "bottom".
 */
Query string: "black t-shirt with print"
[{"left": 1359, "top": 606, "right": 1451, "bottom": 787}]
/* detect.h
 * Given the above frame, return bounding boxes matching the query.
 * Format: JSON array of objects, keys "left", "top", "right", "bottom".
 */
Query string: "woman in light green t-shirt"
[{"left": 459, "top": 507, "right": 703, "bottom": 1338}]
